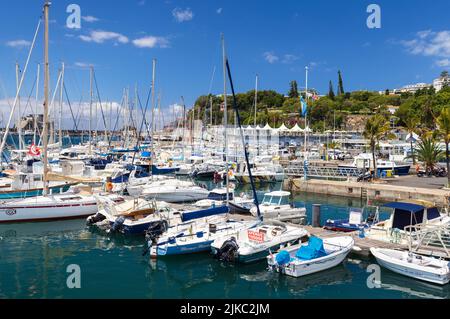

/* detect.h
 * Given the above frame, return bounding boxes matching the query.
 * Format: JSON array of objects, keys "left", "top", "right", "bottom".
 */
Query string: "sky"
[{"left": 0, "top": 0, "right": 449, "bottom": 129}]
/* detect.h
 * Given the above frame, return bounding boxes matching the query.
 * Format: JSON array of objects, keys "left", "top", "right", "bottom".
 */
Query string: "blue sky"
[{"left": 0, "top": 0, "right": 449, "bottom": 127}]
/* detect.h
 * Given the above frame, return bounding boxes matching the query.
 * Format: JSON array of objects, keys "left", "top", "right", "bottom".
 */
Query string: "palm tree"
[
  {"left": 415, "top": 136, "right": 443, "bottom": 173},
  {"left": 363, "top": 114, "right": 393, "bottom": 179},
  {"left": 437, "top": 107, "right": 450, "bottom": 185},
  {"left": 403, "top": 115, "right": 420, "bottom": 165}
]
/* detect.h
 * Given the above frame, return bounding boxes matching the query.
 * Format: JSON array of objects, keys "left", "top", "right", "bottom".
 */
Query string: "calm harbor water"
[{"left": 1, "top": 181, "right": 449, "bottom": 299}]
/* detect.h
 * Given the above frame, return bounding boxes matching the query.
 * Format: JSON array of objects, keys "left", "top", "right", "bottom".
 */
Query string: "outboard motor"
[
  {"left": 86, "top": 213, "right": 107, "bottom": 226},
  {"left": 145, "top": 220, "right": 169, "bottom": 244},
  {"left": 215, "top": 237, "right": 239, "bottom": 262},
  {"left": 143, "top": 220, "right": 169, "bottom": 256},
  {"left": 110, "top": 216, "right": 126, "bottom": 233}
]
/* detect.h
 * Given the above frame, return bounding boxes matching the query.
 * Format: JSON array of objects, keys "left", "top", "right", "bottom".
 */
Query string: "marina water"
[{"left": 1, "top": 181, "right": 449, "bottom": 299}]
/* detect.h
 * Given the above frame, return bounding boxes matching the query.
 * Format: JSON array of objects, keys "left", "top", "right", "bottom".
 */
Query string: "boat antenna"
[{"left": 224, "top": 52, "right": 262, "bottom": 221}]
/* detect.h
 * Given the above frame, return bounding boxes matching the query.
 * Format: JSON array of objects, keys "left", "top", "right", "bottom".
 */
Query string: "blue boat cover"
[
  {"left": 383, "top": 202, "right": 426, "bottom": 213},
  {"left": 181, "top": 206, "right": 229, "bottom": 222},
  {"left": 275, "top": 250, "right": 291, "bottom": 265},
  {"left": 384, "top": 202, "right": 441, "bottom": 230},
  {"left": 296, "top": 237, "right": 327, "bottom": 260}
]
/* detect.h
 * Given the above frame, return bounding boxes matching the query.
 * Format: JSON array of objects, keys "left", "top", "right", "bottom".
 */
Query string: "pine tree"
[
  {"left": 328, "top": 81, "right": 335, "bottom": 100},
  {"left": 338, "top": 70, "right": 345, "bottom": 95},
  {"left": 288, "top": 80, "right": 299, "bottom": 98}
]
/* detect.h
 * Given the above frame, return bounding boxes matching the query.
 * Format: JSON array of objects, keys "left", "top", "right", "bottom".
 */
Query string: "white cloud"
[
  {"left": 132, "top": 36, "right": 170, "bottom": 48},
  {"left": 82, "top": 15, "right": 99, "bottom": 23},
  {"left": 0, "top": 98, "right": 124, "bottom": 130},
  {"left": 401, "top": 30, "right": 450, "bottom": 60},
  {"left": 263, "top": 52, "right": 279, "bottom": 64},
  {"left": 79, "top": 30, "right": 129, "bottom": 44},
  {"left": 5, "top": 40, "right": 31, "bottom": 48},
  {"left": 216, "top": 8, "right": 223, "bottom": 14},
  {"left": 436, "top": 59, "right": 450, "bottom": 67},
  {"left": 282, "top": 54, "right": 299, "bottom": 64},
  {"left": 172, "top": 7, "right": 194, "bottom": 23},
  {"left": 73, "top": 62, "right": 93, "bottom": 69}
]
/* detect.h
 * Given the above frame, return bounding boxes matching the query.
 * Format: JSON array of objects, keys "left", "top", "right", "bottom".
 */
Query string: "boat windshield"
[{"left": 262, "top": 195, "right": 289, "bottom": 206}]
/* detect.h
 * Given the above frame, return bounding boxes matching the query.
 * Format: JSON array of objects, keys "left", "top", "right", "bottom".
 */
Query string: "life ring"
[{"left": 106, "top": 182, "right": 113, "bottom": 192}]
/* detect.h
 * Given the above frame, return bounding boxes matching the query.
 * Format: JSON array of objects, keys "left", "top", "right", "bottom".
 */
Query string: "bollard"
[{"left": 312, "top": 204, "right": 321, "bottom": 228}]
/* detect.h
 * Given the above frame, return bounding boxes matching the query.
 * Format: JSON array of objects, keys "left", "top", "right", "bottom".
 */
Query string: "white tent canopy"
[
  {"left": 304, "top": 126, "right": 312, "bottom": 133},
  {"left": 263, "top": 123, "right": 272, "bottom": 130},
  {"left": 290, "top": 123, "right": 304, "bottom": 132},
  {"left": 277, "top": 123, "right": 289, "bottom": 132}
]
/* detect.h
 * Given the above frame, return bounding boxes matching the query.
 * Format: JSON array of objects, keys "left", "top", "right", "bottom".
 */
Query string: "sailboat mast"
[
  {"left": 58, "top": 62, "right": 65, "bottom": 149},
  {"left": 222, "top": 34, "right": 229, "bottom": 205},
  {"left": 16, "top": 63, "right": 23, "bottom": 152},
  {"left": 89, "top": 65, "right": 93, "bottom": 156},
  {"left": 150, "top": 59, "right": 156, "bottom": 175},
  {"left": 42, "top": 2, "right": 50, "bottom": 195},
  {"left": 254, "top": 74, "right": 258, "bottom": 127},
  {"left": 34, "top": 63, "right": 40, "bottom": 145}
]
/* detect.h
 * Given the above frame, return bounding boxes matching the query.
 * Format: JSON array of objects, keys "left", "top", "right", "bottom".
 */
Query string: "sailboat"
[
  {"left": 0, "top": 3, "right": 122, "bottom": 224},
  {"left": 144, "top": 35, "right": 263, "bottom": 258}
]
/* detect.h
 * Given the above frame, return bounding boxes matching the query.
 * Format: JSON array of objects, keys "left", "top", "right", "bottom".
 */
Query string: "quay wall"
[{"left": 284, "top": 178, "right": 450, "bottom": 207}]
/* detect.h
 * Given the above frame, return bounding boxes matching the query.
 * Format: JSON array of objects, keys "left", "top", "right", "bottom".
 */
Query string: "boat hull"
[{"left": 0, "top": 184, "right": 73, "bottom": 200}]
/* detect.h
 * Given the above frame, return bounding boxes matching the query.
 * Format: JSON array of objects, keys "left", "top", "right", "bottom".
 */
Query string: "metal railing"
[
  {"left": 285, "top": 166, "right": 364, "bottom": 180},
  {"left": 405, "top": 222, "right": 450, "bottom": 259}
]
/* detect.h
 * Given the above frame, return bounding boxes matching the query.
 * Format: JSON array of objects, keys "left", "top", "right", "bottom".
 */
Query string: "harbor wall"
[{"left": 285, "top": 178, "right": 450, "bottom": 207}]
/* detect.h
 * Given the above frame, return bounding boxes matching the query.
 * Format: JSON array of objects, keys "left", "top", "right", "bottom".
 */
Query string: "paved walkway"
[{"left": 385, "top": 175, "right": 448, "bottom": 190}]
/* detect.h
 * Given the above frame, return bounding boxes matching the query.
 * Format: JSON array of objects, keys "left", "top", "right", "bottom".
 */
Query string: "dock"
[{"left": 284, "top": 178, "right": 450, "bottom": 207}]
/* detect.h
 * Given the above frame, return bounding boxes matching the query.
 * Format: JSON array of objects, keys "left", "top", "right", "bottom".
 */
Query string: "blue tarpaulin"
[{"left": 181, "top": 206, "right": 229, "bottom": 223}]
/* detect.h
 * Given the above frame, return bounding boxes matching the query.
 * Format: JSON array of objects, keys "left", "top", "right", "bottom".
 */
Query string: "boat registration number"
[{"left": 248, "top": 230, "right": 264, "bottom": 243}]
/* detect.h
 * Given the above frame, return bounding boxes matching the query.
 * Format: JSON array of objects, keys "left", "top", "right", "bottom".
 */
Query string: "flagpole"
[{"left": 304, "top": 66, "right": 309, "bottom": 181}]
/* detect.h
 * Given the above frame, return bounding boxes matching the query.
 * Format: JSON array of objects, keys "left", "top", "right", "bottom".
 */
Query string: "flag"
[
  {"left": 300, "top": 96, "right": 308, "bottom": 117},
  {"left": 28, "top": 143, "right": 41, "bottom": 157}
]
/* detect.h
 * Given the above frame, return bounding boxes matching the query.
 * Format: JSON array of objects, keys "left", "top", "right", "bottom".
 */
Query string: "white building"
[
  {"left": 433, "top": 76, "right": 450, "bottom": 92},
  {"left": 394, "top": 82, "right": 432, "bottom": 94}
]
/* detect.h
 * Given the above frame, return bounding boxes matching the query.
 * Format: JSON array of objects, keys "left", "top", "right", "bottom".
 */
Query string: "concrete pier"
[{"left": 285, "top": 178, "right": 450, "bottom": 207}]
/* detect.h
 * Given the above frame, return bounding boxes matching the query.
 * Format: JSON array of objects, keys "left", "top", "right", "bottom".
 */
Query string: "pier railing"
[
  {"left": 404, "top": 222, "right": 450, "bottom": 259},
  {"left": 285, "top": 166, "right": 364, "bottom": 180}
]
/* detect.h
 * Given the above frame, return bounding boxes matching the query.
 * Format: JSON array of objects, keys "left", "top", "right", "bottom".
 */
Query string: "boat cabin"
[
  {"left": 261, "top": 191, "right": 291, "bottom": 206},
  {"left": 383, "top": 201, "right": 441, "bottom": 231}
]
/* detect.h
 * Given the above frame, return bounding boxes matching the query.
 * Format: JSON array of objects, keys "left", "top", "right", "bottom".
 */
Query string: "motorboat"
[
  {"left": 323, "top": 206, "right": 380, "bottom": 232},
  {"left": 371, "top": 248, "right": 450, "bottom": 285},
  {"left": 194, "top": 188, "right": 254, "bottom": 214},
  {"left": 267, "top": 236, "right": 354, "bottom": 278},
  {"left": 211, "top": 220, "right": 309, "bottom": 263},
  {"left": 250, "top": 191, "right": 306, "bottom": 224},
  {"left": 365, "top": 200, "right": 450, "bottom": 245},
  {"left": 145, "top": 207, "right": 257, "bottom": 257},
  {"left": 338, "top": 153, "right": 411, "bottom": 176},
  {"left": 137, "top": 179, "right": 210, "bottom": 203}
]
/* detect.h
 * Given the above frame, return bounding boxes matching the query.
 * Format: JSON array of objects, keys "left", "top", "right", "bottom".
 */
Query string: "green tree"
[
  {"left": 415, "top": 136, "right": 443, "bottom": 173},
  {"left": 328, "top": 81, "right": 335, "bottom": 100},
  {"left": 441, "top": 70, "right": 449, "bottom": 78},
  {"left": 437, "top": 107, "right": 450, "bottom": 185},
  {"left": 338, "top": 70, "right": 345, "bottom": 95},
  {"left": 288, "top": 81, "right": 299, "bottom": 99},
  {"left": 363, "top": 114, "right": 393, "bottom": 179},
  {"left": 403, "top": 114, "right": 420, "bottom": 165}
]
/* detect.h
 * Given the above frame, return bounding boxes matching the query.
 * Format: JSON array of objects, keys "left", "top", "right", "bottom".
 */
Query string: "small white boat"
[
  {"left": 371, "top": 248, "right": 450, "bottom": 285},
  {"left": 250, "top": 191, "right": 306, "bottom": 224},
  {"left": 267, "top": 236, "right": 354, "bottom": 278},
  {"left": 211, "top": 220, "right": 309, "bottom": 263},
  {"left": 147, "top": 212, "right": 257, "bottom": 257}
]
